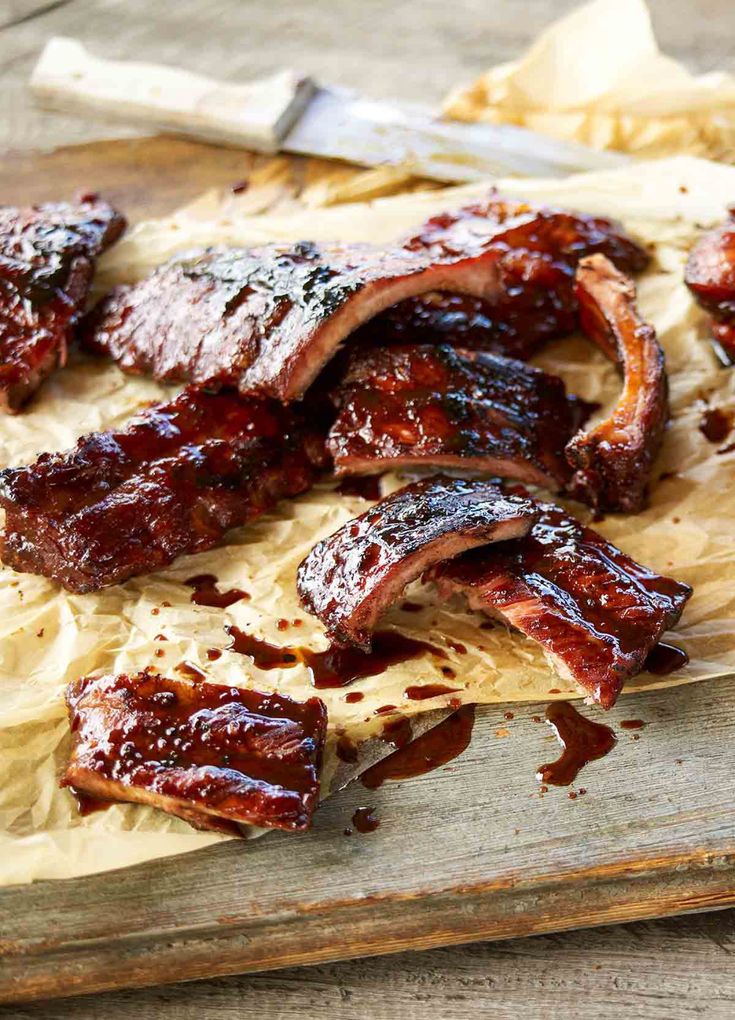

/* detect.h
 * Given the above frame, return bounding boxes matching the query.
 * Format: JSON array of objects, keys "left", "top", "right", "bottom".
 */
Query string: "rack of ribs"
[
  {"left": 357, "top": 196, "right": 649, "bottom": 359},
  {"left": 565, "top": 254, "right": 668, "bottom": 513},
  {"left": 685, "top": 209, "right": 735, "bottom": 363},
  {"left": 429, "top": 502, "right": 691, "bottom": 709},
  {"left": 62, "top": 671, "right": 328, "bottom": 832},
  {"left": 0, "top": 385, "right": 328, "bottom": 592},
  {"left": 327, "top": 344, "right": 592, "bottom": 490},
  {"left": 82, "top": 197, "right": 648, "bottom": 400},
  {"left": 297, "top": 476, "right": 538, "bottom": 651},
  {"left": 0, "top": 197, "right": 125, "bottom": 412}
]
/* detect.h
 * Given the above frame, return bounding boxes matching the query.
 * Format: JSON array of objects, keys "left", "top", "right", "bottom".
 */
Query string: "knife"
[{"left": 31, "top": 37, "right": 630, "bottom": 182}]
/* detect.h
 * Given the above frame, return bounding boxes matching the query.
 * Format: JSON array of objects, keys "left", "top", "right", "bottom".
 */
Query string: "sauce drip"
[
  {"left": 345, "top": 691, "right": 364, "bottom": 704},
  {"left": 175, "top": 660, "right": 208, "bottom": 682},
  {"left": 644, "top": 642, "right": 689, "bottom": 675},
  {"left": 185, "top": 573, "right": 249, "bottom": 609},
  {"left": 537, "top": 702, "right": 616, "bottom": 786},
  {"left": 362, "top": 706, "right": 476, "bottom": 789},
  {"left": 206, "top": 648, "right": 223, "bottom": 661},
  {"left": 72, "top": 789, "right": 113, "bottom": 816},
  {"left": 404, "top": 683, "right": 461, "bottom": 701},
  {"left": 226, "top": 626, "right": 445, "bottom": 688},
  {"left": 699, "top": 407, "right": 732, "bottom": 443},
  {"left": 352, "top": 806, "right": 380, "bottom": 833},
  {"left": 620, "top": 719, "right": 645, "bottom": 730},
  {"left": 336, "top": 476, "right": 382, "bottom": 500}
]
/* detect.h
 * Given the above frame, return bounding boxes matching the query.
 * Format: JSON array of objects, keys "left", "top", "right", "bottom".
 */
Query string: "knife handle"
[{"left": 31, "top": 37, "right": 315, "bottom": 154}]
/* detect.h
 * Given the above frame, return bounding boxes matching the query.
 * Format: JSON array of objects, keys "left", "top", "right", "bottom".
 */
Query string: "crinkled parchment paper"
[
  {"left": 2, "top": 154, "right": 735, "bottom": 885},
  {"left": 444, "top": 0, "right": 735, "bottom": 162}
]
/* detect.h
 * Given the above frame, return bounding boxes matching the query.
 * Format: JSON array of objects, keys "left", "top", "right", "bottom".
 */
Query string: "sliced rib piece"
[
  {"left": 358, "top": 197, "right": 649, "bottom": 358},
  {"left": 328, "top": 344, "right": 592, "bottom": 490},
  {"left": 83, "top": 196, "right": 648, "bottom": 400},
  {"left": 83, "top": 237, "right": 513, "bottom": 402},
  {"left": 0, "top": 198, "right": 125, "bottom": 412},
  {"left": 0, "top": 385, "right": 327, "bottom": 592},
  {"left": 297, "top": 476, "right": 537, "bottom": 651},
  {"left": 685, "top": 211, "right": 735, "bottom": 362},
  {"left": 429, "top": 502, "right": 692, "bottom": 709},
  {"left": 62, "top": 671, "right": 327, "bottom": 832},
  {"left": 565, "top": 254, "right": 668, "bottom": 513}
]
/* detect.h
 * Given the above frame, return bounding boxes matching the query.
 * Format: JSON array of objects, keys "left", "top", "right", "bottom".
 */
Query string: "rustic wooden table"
[{"left": 2, "top": 1, "right": 735, "bottom": 1017}]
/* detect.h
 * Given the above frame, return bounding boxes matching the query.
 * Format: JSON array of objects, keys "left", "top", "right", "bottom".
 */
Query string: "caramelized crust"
[
  {"left": 0, "top": 199, "right": 125, "bottom": 412},
  {"left": 328, "top": 344, "right": 591, "bottom": 489},
  {"left": 297, "top": 477, "right": 537, "bottom": 651},
  {"left": 83, "top": 237, "right": 515, "bottom": 402},
  {"left": 685, "top": 212, "right": 735, "bottom": 361},
  {"left": 0, "top": 385, "right": 327, "bottom": 592},
  {"left": 82, "top": 196, "right": 648, "bottom": 399},
  {"left": 430, "top": 502, "right": 691, "bottom": 709},
  {"left": 62, "top": 672, "right": 327, "bottom": 832},
  {"left": 566, "top": 255, "right": 668, "bottom": 513},
  {"left": 359, "top": 197, "right": 649, "bottom": 358}
]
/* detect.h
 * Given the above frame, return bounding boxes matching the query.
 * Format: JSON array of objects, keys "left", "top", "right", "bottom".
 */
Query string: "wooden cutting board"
[{"left": 1, "top": 137, "right": 734, "bottom": 1005}]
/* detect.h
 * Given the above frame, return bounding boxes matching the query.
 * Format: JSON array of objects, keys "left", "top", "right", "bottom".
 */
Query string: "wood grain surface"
[{"left": 2, "top": 1, "right": 735, "bottom": 1017}]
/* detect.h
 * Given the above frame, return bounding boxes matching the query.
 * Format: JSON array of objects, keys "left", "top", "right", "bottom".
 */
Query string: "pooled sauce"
[
  {"left": 537, "top": 702, "right": 616, "bottom": 786},
  {"left": 380, "top": 715, "right": 413, "bottom": 749},
  {"left": 185, "top": 573, "right": 249, "bottom": 609},
  {"left": 352, "top": 806, "right": 380, "bottom": 833},
  {"left": 226, "top": 626, "right": 446, "bottom": 689},
  {"left": 345, "top": 691, "right": 364, "bottom": 703},
  {"left": 225, "top": 625, "right": 300, "bottom": 668},
  {"left": 362, "top": 705, "right": 476, "bottom": 789},
  {"left": 206, "top": 648, "right": 223, "bottom": 661},
  {"left": 621, "top": 719, "right": 645, "bottom": 730},
  {"left": 336, "top": 476, "right": 382, "bottom": 500},
  {"left": 699, "top": 407, "right": 732, "bottom": 443},
  {"left": 404, "top": 683, "right": 461, "bottom": 701},
  {"left": 644, "top": 642, "right": 689, "bottom": 675}
]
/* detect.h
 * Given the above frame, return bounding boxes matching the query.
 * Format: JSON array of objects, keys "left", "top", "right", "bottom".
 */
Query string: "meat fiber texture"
[{"left": 1, "top": 155, "right": 735, "bottom": 886}]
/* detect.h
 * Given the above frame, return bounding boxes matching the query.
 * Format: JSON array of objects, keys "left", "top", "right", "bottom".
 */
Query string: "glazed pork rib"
[
  {"left": 565, "top": 255, "right": 668, "bottom": 513},
  {"left": 328, "top": 344, "right": 591, "bottom": 490},
  {"left": 685, "top": 210, "right": 735, "bottom": 362},
  {"left": 62, "top": 672, "right": 328, "bottom": 832},
  {"left": 297, "top": 477, "right": 537, "bottom": 651},
  {"left": 358, "top": 196, "right": 649, "bottom": 359},
  {"left": 0, "top": 385, "right": 327, "bottom": 592},
  {"left": 0, "top": 198, "right": 125, "bottom": 412},
  {"left": 429, "top": 502, "right": 692, "bottom": 709},
  {"left": 83, "top": 238, "right": 511, "bottom": 402},
  {"left": 82, "top": 197, "right": 648, "bottom": 399}
]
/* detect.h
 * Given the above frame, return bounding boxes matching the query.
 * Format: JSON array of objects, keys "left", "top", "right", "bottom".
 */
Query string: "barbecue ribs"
[
  {"left": 358, "top": 196, "right": 649, "bottom": 359},
  {"left": 566, "top": 255, "right": 668, "bottom": 513},
  {"left": 429, "top": 502, "right": 691, "bottom": 708},
  {"left": 0, "top": 385, "right": 327, "bottom": 592},
  {"left": 297, "top": 477, "right": 537, "bottom": 651},
  {"left": 328, "top": 344, "right": 591, "bottom": 490},
  {"left": 82, "top": 197, "right": 648, "bottom": 399},
  {"left": 685, "top": 210, "right": 735, "bottom": 362},
  {"left": 0, "top": 197, "right": 125, "bottom": 412},
  {"left": 62, "top": 671, "right": 327, "bottom": 832}
]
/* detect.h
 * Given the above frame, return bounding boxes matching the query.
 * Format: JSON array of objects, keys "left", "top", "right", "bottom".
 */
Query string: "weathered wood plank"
[
  {"left": 4, "top": 909, "right": 735, "bottom": 1020},
  {"left": 1, "top": 677, "right": 735, "bottom": 1002}
]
